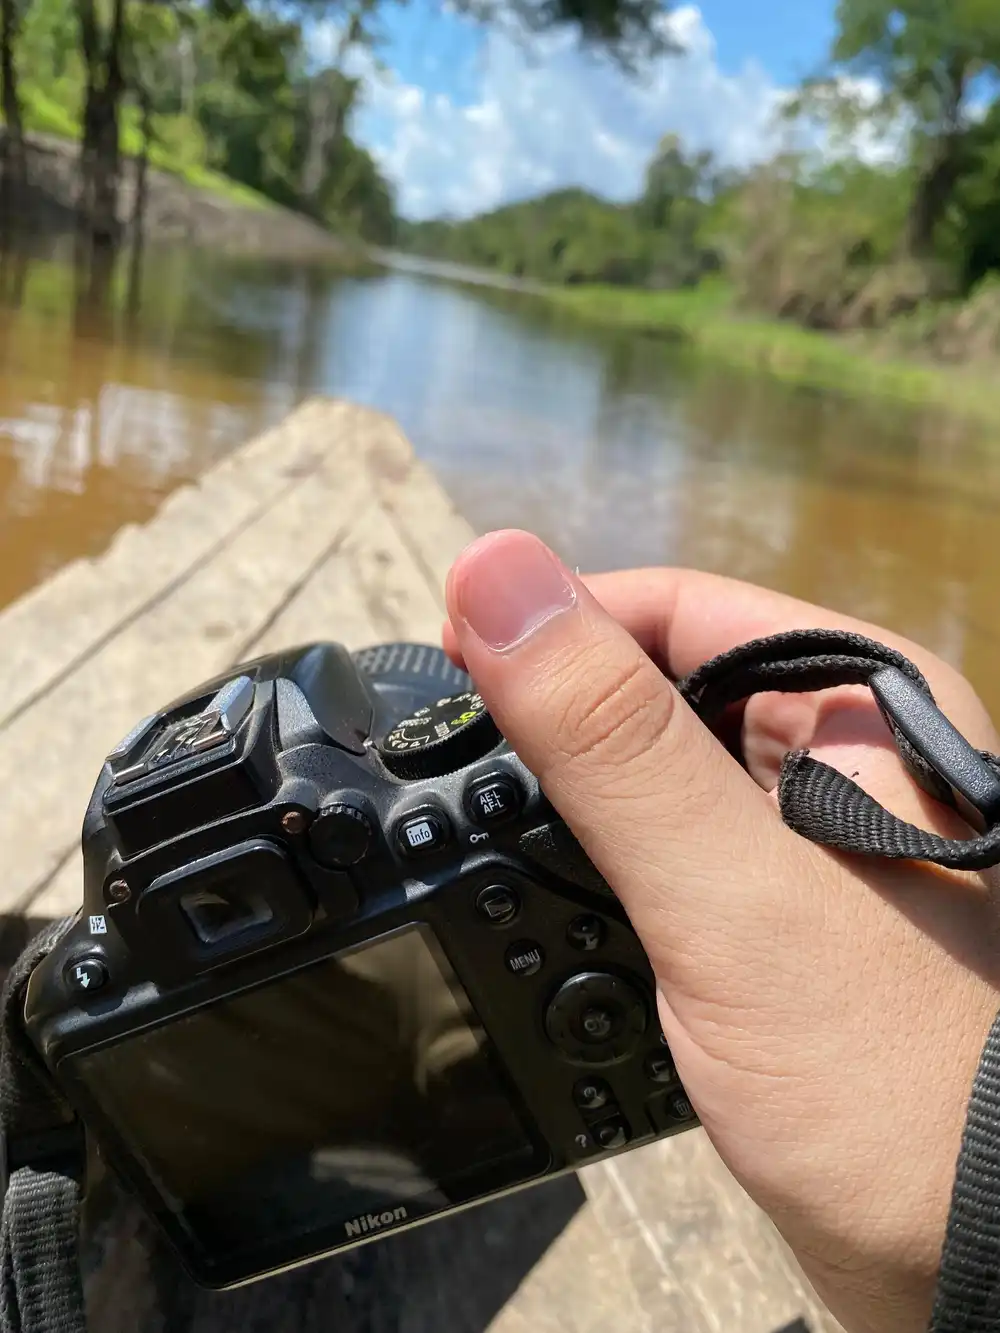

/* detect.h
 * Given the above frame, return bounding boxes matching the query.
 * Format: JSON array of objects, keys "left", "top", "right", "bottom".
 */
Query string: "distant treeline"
[{"left": 397, "top": 146, "right": 730, "bottom": 290}]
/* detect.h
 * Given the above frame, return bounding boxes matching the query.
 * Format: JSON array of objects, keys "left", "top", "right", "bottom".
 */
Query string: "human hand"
[{"left": 441, "top": 529, "right": 1000, "bottom": 1333}]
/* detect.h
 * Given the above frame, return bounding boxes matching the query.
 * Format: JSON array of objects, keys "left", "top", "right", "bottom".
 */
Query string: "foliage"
[
  {"left": 739, "top": 2, "right": 1000, "bottom": 314},
  {"left": 832, "top": 0, "right": 1000, "bottom": 255},
  {"left": 401, "top": 138, "right": 724, "bottom": 288},
  {"left": 2, "top": 0, "right": 676, "bottom": 247},
  {"left": 832, "top": 0, "right": 1000, "bottom": 130},
  {"left": 542, "top": 280, "right": 1000, "bottom": 429},
  {"left": 452, "top": 0, "right": 676, "bottom": 70},
  {"left": 716, "top": 154, "right": 952, "bottom": 330},
  {"left": 401, "top": 189, "right": 647, "bottom": 283},
  {"left": 11, "top": 0, "right": 382, "bottom": 226}
]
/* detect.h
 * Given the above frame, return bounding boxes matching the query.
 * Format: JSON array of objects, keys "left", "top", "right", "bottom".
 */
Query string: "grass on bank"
[
  {"left": 542, "top": 279, "right": 1000, "bottom": 431},
  {"left": 20, "top": 85, "right": 274, "bottom": 212}
]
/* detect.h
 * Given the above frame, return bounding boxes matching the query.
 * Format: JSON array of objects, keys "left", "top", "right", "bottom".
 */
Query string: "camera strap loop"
[
  {"left": 0, "top": 919, "right": 85, "bottom": 1333},
  {"left": 1, "top": 628, "right": 999, "bottom": 1331},
  {"left": 678, "top": 628, "right": 1000, "bottom": 871}
]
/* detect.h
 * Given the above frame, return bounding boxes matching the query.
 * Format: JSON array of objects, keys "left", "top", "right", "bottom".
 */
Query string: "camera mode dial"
[{"left": 378, "top": 691, "right": 501, "bottom": 779}]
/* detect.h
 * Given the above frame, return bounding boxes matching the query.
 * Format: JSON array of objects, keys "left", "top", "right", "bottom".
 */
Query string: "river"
[{"left": 2, "top": 240, "right": 1000, "bottom": 713}]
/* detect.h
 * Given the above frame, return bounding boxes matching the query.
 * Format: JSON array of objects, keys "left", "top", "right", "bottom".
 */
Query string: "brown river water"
[{"left": 2, "top": 239, "right": 1000, "bottom": 713}]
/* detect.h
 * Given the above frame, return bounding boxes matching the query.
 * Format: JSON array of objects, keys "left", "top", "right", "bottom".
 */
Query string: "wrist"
[{"left": 790, "top": 974, "right": 998, "bottom": 1333}]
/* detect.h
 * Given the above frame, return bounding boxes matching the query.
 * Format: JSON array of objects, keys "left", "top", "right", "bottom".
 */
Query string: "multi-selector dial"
[{"left": 378, "top": 691, "right": 502, "bottom": 779}]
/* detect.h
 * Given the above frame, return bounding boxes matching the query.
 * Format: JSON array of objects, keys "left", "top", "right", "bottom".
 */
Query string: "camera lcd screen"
[{"left": 73, "top": 926, "right": 544, "bottom": 1270}]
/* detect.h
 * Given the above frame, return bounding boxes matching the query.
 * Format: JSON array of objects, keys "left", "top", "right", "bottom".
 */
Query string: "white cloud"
[
  {"left": 782, "top": 73, "right": 909, "bottom": 167},
  {"left": 348, "top": 5, "right": 898, "bottom": 219}
]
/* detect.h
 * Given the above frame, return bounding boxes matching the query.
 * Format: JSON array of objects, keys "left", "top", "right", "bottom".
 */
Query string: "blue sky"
[
  {"left": 339, "top": 1, "right": 843, "bottom": 219},
  {"left": 688, "top": 0, "right": 835, "bottom": 84}
]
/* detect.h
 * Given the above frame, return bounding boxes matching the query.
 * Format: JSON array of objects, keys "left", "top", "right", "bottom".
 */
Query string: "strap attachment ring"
[{"left": 870, "top": 666, "right": 1000, "bottom": 835}]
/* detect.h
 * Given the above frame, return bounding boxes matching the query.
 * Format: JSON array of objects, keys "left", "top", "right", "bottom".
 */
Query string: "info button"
[{"left": 396, "top": 811, "right": 449, "bottom": 858}]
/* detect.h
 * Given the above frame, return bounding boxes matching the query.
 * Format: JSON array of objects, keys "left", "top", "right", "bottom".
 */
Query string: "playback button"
[{"left": 476, "top": 884, "right": 520, "bottom": 926}]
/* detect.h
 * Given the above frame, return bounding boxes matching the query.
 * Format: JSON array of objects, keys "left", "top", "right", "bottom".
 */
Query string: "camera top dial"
[{"left": 378, "top": 690, "right": 501, "bottom": 779}]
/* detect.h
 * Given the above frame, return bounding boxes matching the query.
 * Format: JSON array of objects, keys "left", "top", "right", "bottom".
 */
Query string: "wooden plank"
[
  {"left": 366, "top": 409, "right": 478, "bottom": 602},
  {"left": 0, "top": 397, "right": 424, "bottom": 733},
  {"left": 252, "top": 499, "right": 451, "bottom": 659},
  {"left": 0, "top": 403, "right": 432, "bottom": 913},
  {"left": 581, "top": 1141, "right": 845, "bottom": 1333},
  {"left": 0, "top": 408, "right": 326, "bottom": 731},
  {"left": 28, "top": 848, "right": 83, "bottom": 920}
]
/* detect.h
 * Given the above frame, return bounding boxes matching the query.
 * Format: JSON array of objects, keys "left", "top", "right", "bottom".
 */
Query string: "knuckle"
[{"left": 543, "top": 645, "right": 678, "bottom": 774}]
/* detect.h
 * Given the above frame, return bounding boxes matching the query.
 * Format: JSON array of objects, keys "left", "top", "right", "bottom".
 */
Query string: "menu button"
[{"left": 504, "top": 940, "right": 545, "bottom": 977}]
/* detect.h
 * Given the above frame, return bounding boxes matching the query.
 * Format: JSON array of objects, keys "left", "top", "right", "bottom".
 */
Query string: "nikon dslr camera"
[{"left": 23, "top": 642, "right": 696, "bottom": 1288}]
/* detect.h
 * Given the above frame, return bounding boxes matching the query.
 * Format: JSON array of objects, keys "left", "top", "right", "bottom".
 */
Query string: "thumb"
[{"left": 444, "top": 530, "right": 814, "bottom": 988}]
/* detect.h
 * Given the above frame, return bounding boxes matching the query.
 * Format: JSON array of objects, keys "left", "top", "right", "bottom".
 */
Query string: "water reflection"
[
  {"left": 1, "top": 242, "right": 999, "bottom": 717},
  {"left": 0, "top": 241, "right": 310, "bottom": 602}
]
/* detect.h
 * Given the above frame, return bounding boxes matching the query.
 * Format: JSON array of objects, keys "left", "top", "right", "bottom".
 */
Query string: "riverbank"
[
  {"left": 5, "top": 131, "right": 366, "bottom": 262},
  {"left": 536, "top": 282, "right": 1000, "bottom": 433}
]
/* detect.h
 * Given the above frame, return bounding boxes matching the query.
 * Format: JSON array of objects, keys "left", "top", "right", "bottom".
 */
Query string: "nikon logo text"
[{"left": 344, "top": 1207, "right": 408, "bottom": 1238}]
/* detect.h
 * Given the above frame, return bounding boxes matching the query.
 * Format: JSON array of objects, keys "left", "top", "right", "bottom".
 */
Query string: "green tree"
[
  {"left": 635, "top": 134, "right": 720, "bottom": 286},
  {"left": 0, "top": 0, "right": 28, "bottom": 200},
  {"left": 17, "top": 0, "right": 79, "bottom": 97},
  {"left": 295, "top": 0, "right": 383, "bottom": 215},
  {"left": 317, "top": 133, "right": 395, "bottom": 241},
  {"left": 719, "top": 153, "right": 921, "bottom": 327},
  {"left": 833, "top": 0, "right": 1000, "bottom": 256},
  {"left": 194, "top": 5, "right": 303, "bottom": 201},
  {"left": 636, "top": 133, "right": 710, "bottom": 229},
  {"left": 944, "top": 101, "right": 1000, "bottom": 285}
]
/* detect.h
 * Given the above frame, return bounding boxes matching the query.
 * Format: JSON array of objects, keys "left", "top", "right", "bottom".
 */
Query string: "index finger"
[
  {"left": 577, "top": 568, "right": 997, "bottom": 741},
  {"left": 445, "top": 565, "right": 986, "bottom": 711},
  {"left": 579, "top": 568, "right": 921, "bottom": 676}
]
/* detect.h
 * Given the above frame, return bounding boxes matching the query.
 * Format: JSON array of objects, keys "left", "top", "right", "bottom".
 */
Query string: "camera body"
[{"left": 24, "top": 642, "right": 695, "bottom": 1289}]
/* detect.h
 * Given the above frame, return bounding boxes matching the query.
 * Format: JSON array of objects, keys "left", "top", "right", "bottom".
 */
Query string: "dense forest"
[
  {"left": 3, "top": 0, "right": 397, "bottom": 241},
  {"left": 401, "top": 0, "right": 1000, "bottom": 353},
  {"left": 0, "top": 0, "right": 671, "bottom": 271}
]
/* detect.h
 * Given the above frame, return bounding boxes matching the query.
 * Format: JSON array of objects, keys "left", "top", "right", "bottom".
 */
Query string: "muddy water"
[{"left": 2, "top": 240, "right": 999, "bottom": 712}]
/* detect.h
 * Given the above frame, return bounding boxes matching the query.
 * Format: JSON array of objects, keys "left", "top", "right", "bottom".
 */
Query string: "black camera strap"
[
  {"left": 2, "top": 627, "right": 1000, "bottom": 1330},
  {"left": 0, "top": 917, "right": 85, "bottom": 1333},
  {"left": 678, "top": 628, "right": 1000, "bottom": 871}
]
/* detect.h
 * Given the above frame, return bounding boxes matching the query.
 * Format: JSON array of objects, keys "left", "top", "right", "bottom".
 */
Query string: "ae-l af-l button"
[{"left": 467, "top": 777, "right": 522, "bottom": 826}]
